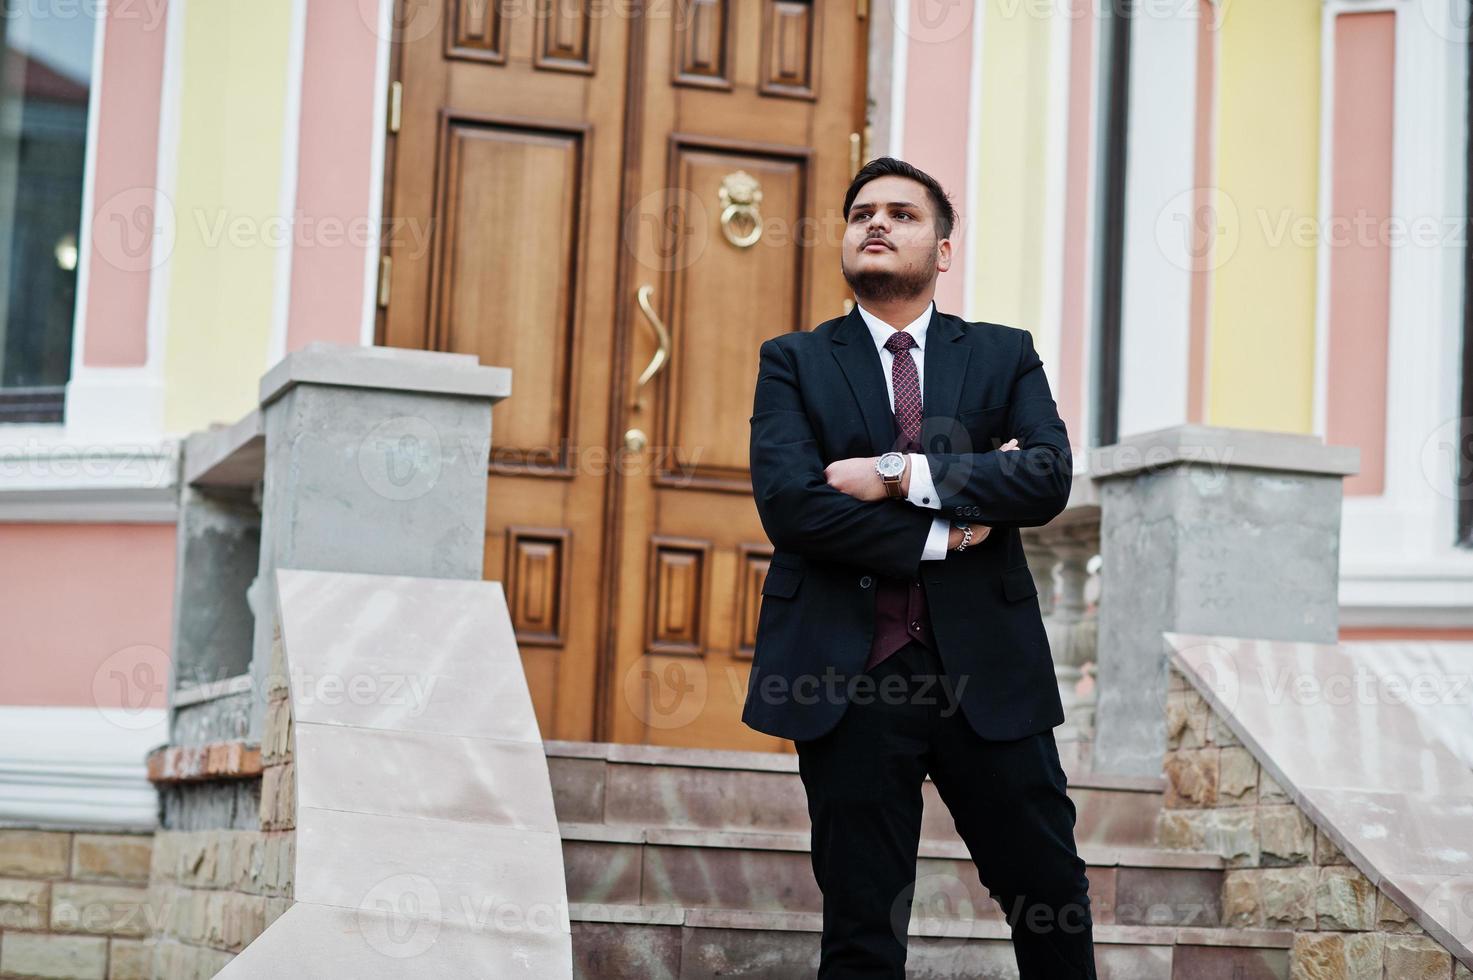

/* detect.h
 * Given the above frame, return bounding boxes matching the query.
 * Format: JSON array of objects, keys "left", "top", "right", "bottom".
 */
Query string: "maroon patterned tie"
[{"left": 883, "top": 331, "right": 922, "bottom": 450}]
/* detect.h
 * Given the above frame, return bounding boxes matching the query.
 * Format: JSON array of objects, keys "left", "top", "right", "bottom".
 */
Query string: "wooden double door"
[{"left": 379, "top": 0, "right": 869, "bottom": 751}]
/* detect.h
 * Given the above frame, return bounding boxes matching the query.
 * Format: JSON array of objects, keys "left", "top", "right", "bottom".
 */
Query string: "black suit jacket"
[{"left": 742, "top": 303, "right": 1073, "bottom": 743}]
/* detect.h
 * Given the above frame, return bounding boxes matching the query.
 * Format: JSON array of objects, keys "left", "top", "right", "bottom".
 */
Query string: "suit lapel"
[
  {"left": 922, "top": 308, "right": 970, "bottom": 435},
  {"left": 831, "top": 306, "right": 896, "bottom": 455},
  {"left": 830, "top": 302, "right": 972, "bottom": 456}
]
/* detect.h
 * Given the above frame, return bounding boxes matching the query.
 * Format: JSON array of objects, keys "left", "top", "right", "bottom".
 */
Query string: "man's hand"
[
  {"left": 822, "top": 456, "right": 891, "bottom": 502},
  {"left": 823, "top": 438, "right": 1021, "bottom": 502},
  {"left": 948, "top": 522, "right": 991, "bottom": 550}
]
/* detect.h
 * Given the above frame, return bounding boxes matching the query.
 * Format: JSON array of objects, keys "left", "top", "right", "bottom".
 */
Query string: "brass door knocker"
[{"left": 719, "top": 170, "right": 763, "bottom": 248}]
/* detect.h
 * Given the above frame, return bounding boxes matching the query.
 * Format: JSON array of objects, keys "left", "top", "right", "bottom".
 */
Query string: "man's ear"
[{"left": 936, "top": 238, "right": 952, "bottom": 274}]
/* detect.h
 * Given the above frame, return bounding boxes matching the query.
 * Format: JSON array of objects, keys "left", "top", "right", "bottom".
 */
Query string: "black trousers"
[{"left": 794, "top": 638, "right": 1097, "bottom": 979}]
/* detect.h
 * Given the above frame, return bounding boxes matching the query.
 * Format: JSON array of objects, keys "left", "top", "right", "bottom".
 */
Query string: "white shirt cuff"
[
  {"left": 906, "top": 453, "right": 940, "bottom": 509},
  {"left": 921, "top": 516, "right": 950, "bottom": 561}
]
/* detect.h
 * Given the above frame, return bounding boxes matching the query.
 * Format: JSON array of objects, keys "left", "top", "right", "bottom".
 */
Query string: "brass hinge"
[
  {"left": 387, "top": 80, "right": 402, "bottom": 134},
  {"left": 857, "top": 0, "right": 867, "bottom": 18},
  {"left": 377, "top": 254, "right": 392, "bottom": 308},
  {"left": 850, "top": 124, "right": 874, "bottom": 175}
]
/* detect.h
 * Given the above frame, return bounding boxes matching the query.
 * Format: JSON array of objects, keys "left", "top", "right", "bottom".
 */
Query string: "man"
[{"left": 744, "top": 157, "right": 1096, "bottom": 978}]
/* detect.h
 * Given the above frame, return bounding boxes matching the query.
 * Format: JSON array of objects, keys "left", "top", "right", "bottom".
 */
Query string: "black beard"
[{"left": 841, "top": 251, "right": 934, "bottom": 304}]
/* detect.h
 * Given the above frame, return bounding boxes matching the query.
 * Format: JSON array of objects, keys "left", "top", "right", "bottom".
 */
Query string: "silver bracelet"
[{"left": 953, "top": 522, "right": 974, "bottom": 552}]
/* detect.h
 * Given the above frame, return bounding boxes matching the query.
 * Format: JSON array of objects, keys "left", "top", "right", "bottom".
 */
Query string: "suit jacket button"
[{"left": 859, "top": 575, "right": 873, "bottom": 588}]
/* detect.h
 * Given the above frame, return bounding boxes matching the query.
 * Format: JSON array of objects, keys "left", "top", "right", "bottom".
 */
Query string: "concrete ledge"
[
  {"left": 0, "top": 438, "right": 179, "bottom": 522},
  {"left": 0, "top": 706, "right": 166, "bottom": 830},
  {"left": 146, "top": 741, "right": 263, "bottom": 784},
  {"left": 543, "top": 739, "right": 1165, "bottom": 793},
  {"left": 258, "top": 342, "right": 512, "bottom": 408},
  {"left": 1086, "top": 424, "right": 1359, "bottom": 479},
  {"left": 559, "top": 820, "right": 1222, "bottom": 868},
  {"left": 183, "top": 410, "right": 263, "bottom": 489},
  {"left": 567, "top": 902, "right": 1297, "bottom": 947}
]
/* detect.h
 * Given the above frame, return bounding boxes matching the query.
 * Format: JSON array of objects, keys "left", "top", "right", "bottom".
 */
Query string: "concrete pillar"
[
  {"left": 243, "top": 344, "right": 511, "bottom": 739},
  {"left": 1087, "top": 424, "right": 1358, "bottom": 777},
  {"left": 169, "top": 343, "right": 510, "bottom": 744}
]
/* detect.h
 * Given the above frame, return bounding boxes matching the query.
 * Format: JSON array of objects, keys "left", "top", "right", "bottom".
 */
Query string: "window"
[{"left": 0, "top": 10, "right": 95, "bottom": 422}]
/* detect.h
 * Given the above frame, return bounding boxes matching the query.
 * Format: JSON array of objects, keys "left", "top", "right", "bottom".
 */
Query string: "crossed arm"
[{"left": 748, "top": 330, "right": 1073, "bottom": 580}]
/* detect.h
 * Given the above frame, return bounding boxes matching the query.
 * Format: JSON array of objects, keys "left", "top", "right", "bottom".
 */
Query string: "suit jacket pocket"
[
  {"left": 1000, "top": 563, "right": 1038, "bottom": 602},
  {"left": 958, "top": 404, "right": 1008, "bottom": 449},
  {"left": 761, "top": 562, "right": 804, "bottom": 599}
]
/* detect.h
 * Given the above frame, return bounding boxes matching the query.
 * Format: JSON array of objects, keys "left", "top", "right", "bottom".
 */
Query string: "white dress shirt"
[{"left": 853, "top": 298, "right": 951, "bottom": 561}]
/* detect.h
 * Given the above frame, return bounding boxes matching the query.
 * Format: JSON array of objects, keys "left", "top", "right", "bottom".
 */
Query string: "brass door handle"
[{"left": 633, "top": 284, "right": 671, "bottom": 409}]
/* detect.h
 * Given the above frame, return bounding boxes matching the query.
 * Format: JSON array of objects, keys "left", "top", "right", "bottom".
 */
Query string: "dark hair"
[{"left": 842, "top": 156, "right": 957, "bottom": 242}]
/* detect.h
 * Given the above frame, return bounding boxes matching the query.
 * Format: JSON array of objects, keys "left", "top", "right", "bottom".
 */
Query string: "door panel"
[
  {"left": 435, "top": 122, "right": 585, "bottom": 465},
  {"left": 609, "top": 0, "right": 866, "bottom": 751},
  {"left": 381, "top": 0, "right": 629, "bottom": 744},
  {"left": 382, "top": 0, "right": 866, "bottom": 752}
]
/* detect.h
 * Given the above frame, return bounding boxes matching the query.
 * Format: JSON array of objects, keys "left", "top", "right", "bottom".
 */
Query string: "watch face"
[{"left": 876, "top": 453, "right": 905, "bottom": 478}]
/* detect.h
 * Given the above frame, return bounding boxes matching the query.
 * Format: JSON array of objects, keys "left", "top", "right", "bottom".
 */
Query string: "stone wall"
[
  {"left": 1157, "top": 665, "right": 1471, "bottom": 979},
  {"left": 140, "top": 627, "right": 296, "bottom": 978},
  {"left": 0, "top": 829, "right": 153, "bottom": 979}
]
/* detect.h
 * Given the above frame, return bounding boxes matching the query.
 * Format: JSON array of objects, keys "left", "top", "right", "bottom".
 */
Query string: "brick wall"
[
  {"left": 1158, "top": 665, "right": 1471, "bottom": 979},
  {"left": 140, "top": 625, "right": 297, "bottom": 977},
  {"left": 0, "top": 830, "right": 154, "bottom": 979}
]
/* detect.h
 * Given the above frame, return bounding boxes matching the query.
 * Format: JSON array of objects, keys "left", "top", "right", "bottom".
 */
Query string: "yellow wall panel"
[
  {"left": 970, "top": 0, "right": 1055, "bottom": 357},
  {"left": 163, "top": 0, "right": 294, "bottom": 433},
  {"left": 1207, "top": 0, "right": 1322, "bottom": 433}
]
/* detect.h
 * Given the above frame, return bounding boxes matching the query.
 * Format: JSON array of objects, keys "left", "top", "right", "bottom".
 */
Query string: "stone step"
[
  {"left": 560, "top": 821, "right": 1229, "bottom": 930},
  {"left": 547, "top": 740, "right": 1166, "bottom": 851},
  {"left": 569, "top": 902, "right": 1297, "bottom": 979}
]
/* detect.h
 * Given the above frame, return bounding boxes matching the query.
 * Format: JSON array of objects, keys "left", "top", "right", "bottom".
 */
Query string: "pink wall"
[
  {"left": 0, "top": 524, "right": 176, "bottom": 708},
  {"left": 1325, "top": 11, "right": 1394, "bottom": 496},
  {"left": 1187, "top": 2, "right": 1218, "bottom": 424},
  {"left": 902, "top": 0, "right": 976, "bottom": 316},
  {"left": 82, "top": 0, "right": 170, "bottom": 367},
  {"left": 1056, "top": 0, "right": 1095, "bottom": 445},
  {"left": 284, "top": 0, "right": 385, "bottom": 351}
]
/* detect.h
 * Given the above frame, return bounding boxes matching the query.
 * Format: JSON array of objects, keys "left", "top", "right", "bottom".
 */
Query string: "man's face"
[{"left": 840, "top": 175, "right": 952, "bottom": 303}]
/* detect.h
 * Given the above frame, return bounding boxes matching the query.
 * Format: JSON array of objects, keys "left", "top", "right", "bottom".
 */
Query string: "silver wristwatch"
[
  {"left": 952, "top": 522, "right": 974, "bottom": 552},
  {"left": 874, "top": 451, "right": 906, "bottom": 500}
]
